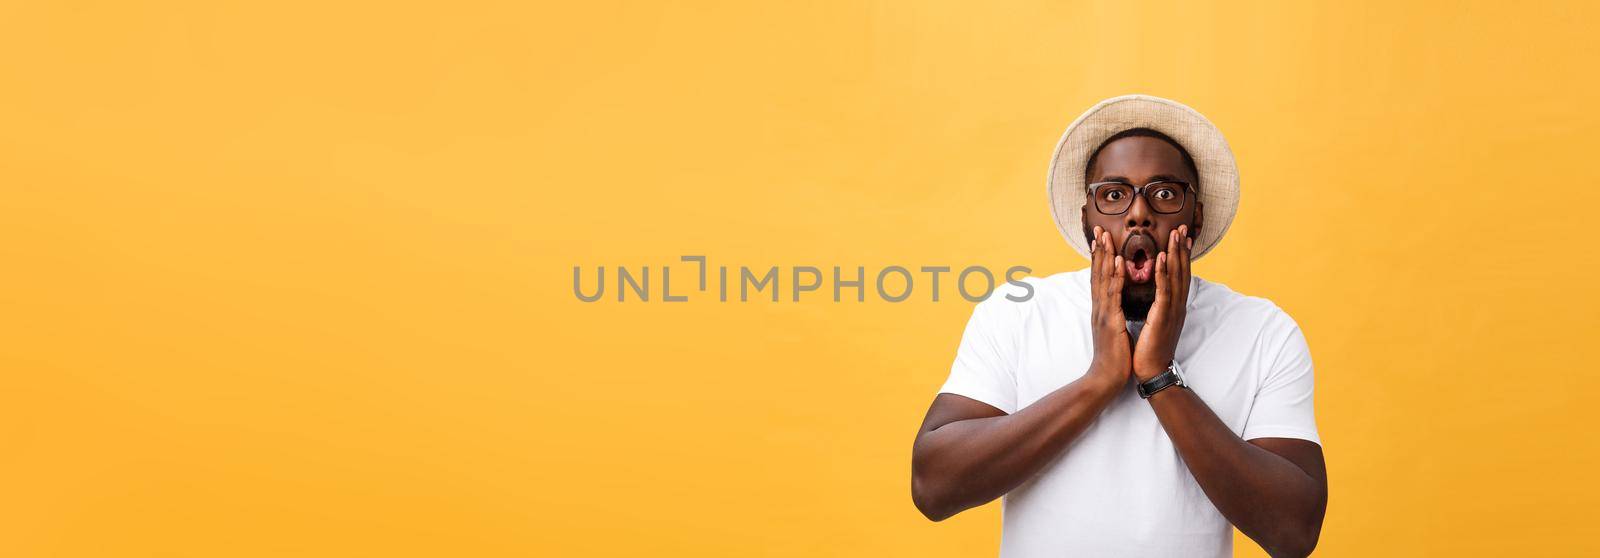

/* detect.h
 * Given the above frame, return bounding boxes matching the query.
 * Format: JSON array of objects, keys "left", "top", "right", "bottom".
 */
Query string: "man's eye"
[
  {"left": 1152, "top": 188, "right": 1176, "bottom": 200},
  {"left": 1104, "top": 190, "right": 1124, "bottom": 201}
]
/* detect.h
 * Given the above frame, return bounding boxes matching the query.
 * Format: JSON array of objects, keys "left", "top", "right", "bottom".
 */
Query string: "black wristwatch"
[{"left": 1136, "top": 361, "right": 1187, "bottom": 399}]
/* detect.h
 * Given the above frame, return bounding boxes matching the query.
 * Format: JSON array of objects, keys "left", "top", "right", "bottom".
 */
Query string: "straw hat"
[{"left": 1047, "top": 94, "right": 1240, "bottom": 261}]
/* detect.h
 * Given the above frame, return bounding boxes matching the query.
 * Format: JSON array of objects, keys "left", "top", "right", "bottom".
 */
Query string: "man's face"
[{"left": 1081, "top": 135, "right": 1202, "bottom": 316}]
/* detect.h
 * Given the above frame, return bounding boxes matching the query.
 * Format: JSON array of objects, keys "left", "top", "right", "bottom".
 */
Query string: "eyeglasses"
[{"left": 1086, "top": 180, "right": 1194, "bottom": 215}]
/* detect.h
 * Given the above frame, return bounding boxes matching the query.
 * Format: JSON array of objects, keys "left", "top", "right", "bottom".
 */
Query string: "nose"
[{"left": 1125, "top": 192, "right": 1154, "bottom": 229}]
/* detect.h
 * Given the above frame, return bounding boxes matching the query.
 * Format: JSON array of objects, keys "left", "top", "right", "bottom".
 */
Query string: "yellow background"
[{"left": 2, "top": 1, "right": 1596, "bottom": 556}]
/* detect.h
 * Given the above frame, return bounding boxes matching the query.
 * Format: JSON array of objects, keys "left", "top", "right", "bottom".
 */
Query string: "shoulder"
[{"left": 1190, "top": 276, "right": 1305, "bottom": 343}]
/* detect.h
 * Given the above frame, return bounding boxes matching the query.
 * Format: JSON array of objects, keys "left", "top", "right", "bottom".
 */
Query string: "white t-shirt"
[{"left": 938, "top": 269, "right": 1320, "bottom": 558}]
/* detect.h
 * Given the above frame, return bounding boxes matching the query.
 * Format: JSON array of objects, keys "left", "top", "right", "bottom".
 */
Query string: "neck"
[
  {"left": 1121, "top": 294, "right": 1152, "bottom": 321},
  {"left": 1120, "top": 276, "right": 1193, "bottom": 320}
]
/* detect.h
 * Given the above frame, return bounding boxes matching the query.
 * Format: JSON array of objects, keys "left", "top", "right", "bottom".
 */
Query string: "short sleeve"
[
  {"left": 1241, "top": 321, "right": 1321, "bottom": 445},
  {"left": 937, "top": 296, "right": 1022, "bottom": 414}
]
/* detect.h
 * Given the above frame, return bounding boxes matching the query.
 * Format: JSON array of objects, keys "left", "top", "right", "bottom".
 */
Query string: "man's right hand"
[
  {"left": 1089, "top": 226, "right": 1132, "bottom": 384},
  {"left": 912, "top": 226, "right": 1138, "bottom": 521}
]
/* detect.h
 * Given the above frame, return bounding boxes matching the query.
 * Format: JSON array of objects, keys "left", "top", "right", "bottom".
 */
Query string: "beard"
[{"left": 1121, "top": 283, "right": 1156, "bottom": 321}]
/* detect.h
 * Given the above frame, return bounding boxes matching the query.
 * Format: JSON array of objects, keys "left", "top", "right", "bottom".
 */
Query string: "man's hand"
[
  {"left": 1133, "top": 225, "right": 1192, "bottom": 382},
  {"left": 1089, "top": 226, "right": 1131, "bottom": 383},
  {"left": 911, "top": 228, "right": 1139, "bottom": 520},
  {"left": 1134, "top": 225, "right": 1329, "bottom": 555}
]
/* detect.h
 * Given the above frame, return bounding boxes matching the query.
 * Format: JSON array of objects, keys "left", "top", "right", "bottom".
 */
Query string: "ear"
[{"left": 1190, "top": 199, "right": 1204, "bottom": 240}]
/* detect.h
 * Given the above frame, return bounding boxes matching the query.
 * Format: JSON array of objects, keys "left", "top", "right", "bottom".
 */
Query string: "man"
[{"left": 911, "top": 95, "right": 1327, "bottom": 557}]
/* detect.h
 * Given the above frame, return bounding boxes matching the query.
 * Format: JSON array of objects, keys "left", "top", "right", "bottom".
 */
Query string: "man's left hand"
[{"left": 1133, "top": 225, "right": 1193, "bottom": 382}]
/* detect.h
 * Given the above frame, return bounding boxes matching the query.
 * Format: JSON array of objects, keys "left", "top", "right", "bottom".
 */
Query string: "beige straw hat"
[{"left": 1047, "top": 94, "right": 1240, "bottom": 261}]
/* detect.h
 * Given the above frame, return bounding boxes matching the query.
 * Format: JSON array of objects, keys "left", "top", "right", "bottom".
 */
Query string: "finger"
[
  {"left": 1177, "top": 226, "right": 1191, "bottom": 300},
  {"left": 1102, "top": 230, "right": 1115, "bottom": 291},
  {"left": 1111, "top": 254, "right": 1125, "bottom": 305},
  {"left": 1179, "top": 225, "right": 1190, "bottom": 263},
  {"left": 1099, "top": 230, "right": 1116, "bottom": 308},
  {"left": 1096, "top": 230, "right": 1109, "bottom": 293},
  {"left": 1090, "top": 226, "right": 1104, "bottom": 294},
  {"left": 1167, "top": 228, "right": 1180, "bottom": 294},
  {"left": 1100, "top": 227, "right": 1113, "bottom": 302},
  {"left": 1169, "top": 227, "right": 1181, "bottom": 274},
  {"left": 1153, "top": 251, "right": 1169, "bottom": 306}
]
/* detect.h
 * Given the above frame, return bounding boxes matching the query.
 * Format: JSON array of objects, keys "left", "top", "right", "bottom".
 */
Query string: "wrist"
[
  {"left": 1087, "top": 359, "right": 1130, "bottom": 388},
  {"left": 1135, "top": 360, "right": 1187, "bottom": 399},
  {"left": 1133, "top": 361, "right": 1169, "bottom": 382}
]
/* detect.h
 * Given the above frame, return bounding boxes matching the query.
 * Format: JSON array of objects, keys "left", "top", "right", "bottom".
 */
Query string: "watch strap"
[{"left": 1137, "top": 364, "right": 1184, "bottom": 399}]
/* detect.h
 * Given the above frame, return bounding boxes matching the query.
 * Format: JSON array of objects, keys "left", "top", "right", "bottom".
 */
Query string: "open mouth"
[{"left": 1122, "top": 234, "right": 1156, "bottom": 284}]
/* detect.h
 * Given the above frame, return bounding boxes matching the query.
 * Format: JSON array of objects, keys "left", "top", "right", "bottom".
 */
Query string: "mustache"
[{"left": 1120, "top": 232, "right": 1158, "bottom": 258}]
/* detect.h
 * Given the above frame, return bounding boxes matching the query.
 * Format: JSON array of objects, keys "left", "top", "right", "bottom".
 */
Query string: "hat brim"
[{"left": 1047, "top": 95, "right": 1240, "bottom": 261}]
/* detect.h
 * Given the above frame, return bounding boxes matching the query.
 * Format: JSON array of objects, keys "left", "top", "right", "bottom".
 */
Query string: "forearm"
[
  {"left": 1146, "top": 387, "right": 1326, "bottom": 557},
  {"left": 912, "top": 367, "right": 1123, "bottom": 521}
]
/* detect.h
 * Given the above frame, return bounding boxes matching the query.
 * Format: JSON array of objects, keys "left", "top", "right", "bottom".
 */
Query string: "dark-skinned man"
[{"left": 911, "top": 95, "right": 1327, "bottom": 558}]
